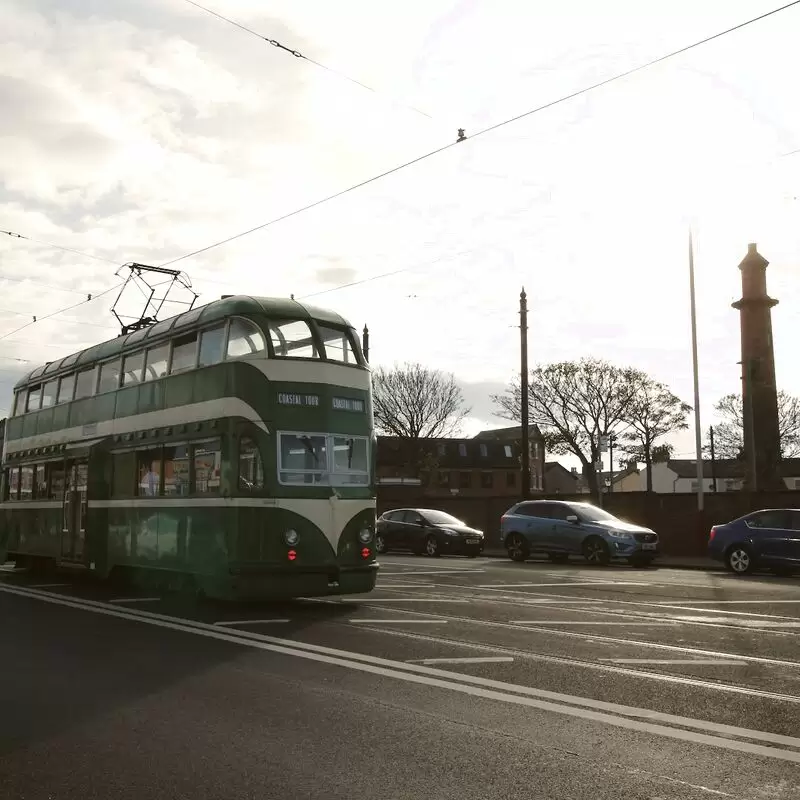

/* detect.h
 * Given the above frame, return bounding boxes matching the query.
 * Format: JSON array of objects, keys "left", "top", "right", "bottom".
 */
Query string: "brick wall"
[{"left": 376, "top": 486, "right": 800, "bottom": 557}]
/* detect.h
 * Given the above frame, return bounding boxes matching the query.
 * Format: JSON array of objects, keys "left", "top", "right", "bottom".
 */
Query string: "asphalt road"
[{"left": 1, "top": 555, "right": 799, "bottom": 799}]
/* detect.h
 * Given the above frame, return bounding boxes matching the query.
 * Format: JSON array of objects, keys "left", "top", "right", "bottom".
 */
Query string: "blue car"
[
  {"left": 708, "top": 508, "right": 800, "bottom": 575},
  {"left": 500, "top": 500, "right": 659, "bottom": 566}
]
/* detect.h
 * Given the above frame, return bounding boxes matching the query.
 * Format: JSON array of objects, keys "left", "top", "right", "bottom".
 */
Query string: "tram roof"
[{"left": 15, "top": 295, "right": 353, "bottom": 389}]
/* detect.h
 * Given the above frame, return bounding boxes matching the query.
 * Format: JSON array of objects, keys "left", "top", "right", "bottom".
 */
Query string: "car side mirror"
[{"left": 566, "top": 515, "right": 579, "bottom": 524}]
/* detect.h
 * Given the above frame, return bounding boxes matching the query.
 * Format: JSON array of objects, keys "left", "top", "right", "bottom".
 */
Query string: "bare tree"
[
  {"left": 618, "top": 375, "right": 691, "bottom": 492},
  {"left": 709, "top": 391, "right": 800, "bottom": 459},
  {"left": 493, "top": 358, "right": 637, "bottom": 499},
  {"left": 372, "top": 362, "right": 470, "bottom": 440}
]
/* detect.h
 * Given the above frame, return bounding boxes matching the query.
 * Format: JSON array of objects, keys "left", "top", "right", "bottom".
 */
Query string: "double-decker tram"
[{"left": 0, "top": 296, "right": 377, "bottom": 599}]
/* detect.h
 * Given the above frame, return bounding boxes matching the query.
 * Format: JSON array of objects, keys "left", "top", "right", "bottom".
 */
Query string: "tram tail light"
[
  {"left": 360, "top": 547, "right": 371, "bottom": 559},
  {"left": 287, "top": 549, "right": 297, "bottom": 562}
]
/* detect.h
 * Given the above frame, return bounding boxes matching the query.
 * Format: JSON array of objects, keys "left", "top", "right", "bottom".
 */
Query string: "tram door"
[{"left": 61, "top": 459, "right": 88, "bottom": 562}]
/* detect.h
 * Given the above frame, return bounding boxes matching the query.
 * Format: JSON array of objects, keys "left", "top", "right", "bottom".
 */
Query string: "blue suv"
[
  {"left": 708, "top": 508, "right": 800, "bottom": 575},
  {"left": 501, "top": 500, "right": 659, "bottom": 567}
]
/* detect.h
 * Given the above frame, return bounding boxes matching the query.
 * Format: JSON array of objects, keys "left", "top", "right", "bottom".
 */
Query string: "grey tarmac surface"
[{"left": 1, "top": 555, "right": 799, "bottom": 799}]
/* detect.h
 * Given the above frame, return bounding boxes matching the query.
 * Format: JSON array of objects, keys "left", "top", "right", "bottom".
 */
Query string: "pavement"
[{"left": 1, "top": 556, "right": 799, "bottom": 799}]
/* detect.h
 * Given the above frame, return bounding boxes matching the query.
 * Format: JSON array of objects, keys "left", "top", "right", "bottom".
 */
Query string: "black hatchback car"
[{"left": 375, "top": 508, "right": 485, "bottom": 557}]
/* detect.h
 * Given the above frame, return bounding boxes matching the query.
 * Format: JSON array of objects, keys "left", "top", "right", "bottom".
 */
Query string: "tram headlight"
[
  {"left": 283, "top": 529, "right": 299, "bottom": 546},
  {"left": 358, "top": 527, "right": 373, "bottom": 544}
]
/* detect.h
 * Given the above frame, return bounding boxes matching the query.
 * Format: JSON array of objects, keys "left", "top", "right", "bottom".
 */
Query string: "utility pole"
[
  {"left": 520, "top": 288, "right": 531, "bottom": 500},
  {"left": 709, "top": 426, "right": 717, "bottom": 493},
  {"left": 362, "top": 325, "right": 369, "bottom": 363},
  {"left": 688, "top": 229, "right": 704, "bottom": 511},
  {"left": 608, "top": 434, "right": 616, "bottom": 493}
]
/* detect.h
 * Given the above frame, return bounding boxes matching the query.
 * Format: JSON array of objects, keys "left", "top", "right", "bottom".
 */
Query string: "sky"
[{"left": 1, "top": 0, "right": 800, "bottom": 470}]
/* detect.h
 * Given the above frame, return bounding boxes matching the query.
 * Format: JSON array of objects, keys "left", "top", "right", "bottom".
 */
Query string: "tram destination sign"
[
  {"left": 332, "top": 396, "right": 365, "bottom": 413},
  {"left": 277, "top": 392, "right": 320, "bottom": 407}
]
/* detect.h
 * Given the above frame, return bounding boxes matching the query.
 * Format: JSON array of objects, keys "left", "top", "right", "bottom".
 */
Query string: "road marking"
[
  {"left": 109, "top": 597, "right": 161, "bottom": 604},
  {"left": 600, "top": 659, "right": 748, "bottom": 666},
  {"left": 30, "top": 583, "right": 70, "bottom": 588},
  {"left": 342, "top": 598, "right": 470, "bottom": 603},
  {"left": 654, "top": 600, "right": 800, "bottom": 605},
  {"left": 407, "top": 657, "right": 514, "bottom": 665},
  {"left": 380, "top": 569, "right": 486, "bottom": 576},
  {"left": 214, "top": 619, "right": 291, "bottom": 627},
  {"left": 670, "top": 616, "right": 800, "bottom": 628},
  {"left": 509, "top": 620, "right": 676, "bottom": 626},
  {"left": 481, "top": 581, "right": 651, "bottom": 588},
  {"left": 348, "top": 619, "right": 448, "bottom": 624},
  {"left": 2, "top": 582, "right": 799, "bottom": 764}
]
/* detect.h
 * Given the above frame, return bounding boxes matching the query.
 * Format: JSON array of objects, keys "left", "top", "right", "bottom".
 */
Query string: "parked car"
[
  {"left": 708, "top": 508, "right": 800, "bottom": 575},
  {"left": 500, "top": 500, "right": 659, "bottom": 566},
  {"left": 375, "top": 508, "right": 485, "bottom": 557}
]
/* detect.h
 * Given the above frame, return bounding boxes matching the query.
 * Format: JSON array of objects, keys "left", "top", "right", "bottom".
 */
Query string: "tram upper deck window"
[
  {"left": 144, "top": 343, "right": 169, "bottom": 380},
  {"left": 199, "top": 324, "right": 226, "bottom": 366},
  {"left": 171, "top": 332, "right": 198, "bottom": 373},
  {"left": 227, "top": 319, "right": 265, "bottom": 360},
  {"left": 57, "top": 374, "right": 75, "bottom": 404},
  {"left": 25, "top": 384, "right": 41, "bottom": 412},
  {"left": 318, "top": 325, "right": 358, "bottom": 364},
  {"left": 98, "top": 360, "right": 121, "bottom": 394},
  {"left": 74, "top": 367, "right": 96, "bottom": 400},
  {"left": 122, "top": 352, "right": 144, "bottom": 386},
  {"left": 269, "top": 320, "right": 317, "bottom": 359},
  {"left": 41, "top": 379, "right": 59, "bottom": 408}
]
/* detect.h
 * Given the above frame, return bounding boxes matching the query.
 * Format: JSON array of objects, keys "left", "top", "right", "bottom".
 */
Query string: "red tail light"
[
  {"left": 709, "top": 528, "right": 716, "bottom": 541},
  {"left": 361, "top": 547, "right": 371, "bottom": 559},
  {"left": 287, "top": 549, "right": 297, "bottom": 561}
]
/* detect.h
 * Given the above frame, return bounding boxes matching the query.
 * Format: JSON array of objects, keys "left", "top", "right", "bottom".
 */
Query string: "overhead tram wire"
[
  {"left": 1, "top": 229, "right": 119, "bottom": 267},
  {"left": 182, "top": 0, "right": 431, "bottom": 119},
  {"left": 161, "top": 0, "right": 800, "bottom": 270}
]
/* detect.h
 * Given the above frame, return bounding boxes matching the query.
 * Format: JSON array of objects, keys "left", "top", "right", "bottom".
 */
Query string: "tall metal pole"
[
  {"left": 362, "top": 325, "right": 370, "bottom": 363},
  {"left": 709, "top": 426, "right": 717, "bottom": 493},
  {"left": 608, "top": 434, "right": 615, "bottom": 493},
  {"left": 688, "top": 229, "right": 704, "bottom": 511},
  {"left": 520, "top": 288, "right": 531, "bottom": 500}
]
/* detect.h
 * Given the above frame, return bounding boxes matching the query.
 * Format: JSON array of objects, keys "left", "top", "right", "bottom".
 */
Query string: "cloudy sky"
[{"left": 1, "top": 0, "right": 800, "bottom": 467}]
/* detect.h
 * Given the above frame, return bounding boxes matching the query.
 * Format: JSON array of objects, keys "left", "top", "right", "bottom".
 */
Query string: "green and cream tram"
[{"left": 0, "top": 296, "right": 377, "bottom": 599}]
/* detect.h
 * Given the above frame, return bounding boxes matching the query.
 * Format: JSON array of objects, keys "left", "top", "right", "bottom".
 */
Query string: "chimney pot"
[{"left": 748, "top": 243, "right": 757, "bottom": 254}]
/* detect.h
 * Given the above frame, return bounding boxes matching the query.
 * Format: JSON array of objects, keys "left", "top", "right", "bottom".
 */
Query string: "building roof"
[
  {"left": 15, "top": 295, "right": 353, "bottom": 389},
  {"left": 665, "top": 458, "right": 800, "bottom": 479},
  {"left": 473, "top": 424, "right": 543, "bottom": 441},
  {"left": 378, "top": 436, "right": 520, "bottom": 470}
]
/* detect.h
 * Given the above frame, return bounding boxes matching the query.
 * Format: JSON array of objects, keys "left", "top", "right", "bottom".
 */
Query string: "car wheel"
[
  {"left": 583, "top": 537, "right": 610, "bottom": 566},
  {"left": 506, "top": 533, "right": 529, "bottom": 562},
  {"left": 375, "top": 533, "right": 387, "bottom": 554},
  {"left": 726, "top": 545, "right": 755, "bottom": 574},
  {"left": 425, "top": 535, "right": 440, "bottom": 557},
  {"left": 547, "top": 553, "right": 569, "bottom": 564}
]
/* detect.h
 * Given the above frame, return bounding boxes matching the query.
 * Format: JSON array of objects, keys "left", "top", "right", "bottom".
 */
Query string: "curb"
[{"left": 481, "top": 549, "right": 724, "bottom": 571}]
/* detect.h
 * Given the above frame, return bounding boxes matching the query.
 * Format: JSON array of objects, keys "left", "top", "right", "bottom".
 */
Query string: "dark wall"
[{"left": 377, "top": 487, "right": 800, "bottom": 557}]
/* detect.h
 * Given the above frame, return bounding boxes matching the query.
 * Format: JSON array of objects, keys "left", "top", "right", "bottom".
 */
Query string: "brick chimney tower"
[{"left": 731, "top": 243, "right": 782, "bottom": 490}]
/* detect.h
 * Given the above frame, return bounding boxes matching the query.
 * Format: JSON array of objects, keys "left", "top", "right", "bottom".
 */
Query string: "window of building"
[
  {"left": 171, "top": 333, "right": 198, "bottom": 373},
  {"left": 144, "top": 343, "right": 170, "bottom": 381},
  {"left": 41, "top": 380, "right": 59, "bottom": 409},
  {"left": 239, "top": 437, "right": 265, "bottom": 492},
  {"left": 331, "top": 436, "right": 369, "bottom": 485},
  {"left": 199, "top": 325, "right": 226, "bottom": 366},
  {"left": 137, "top": 448, "right": 162, "bottom": 496},
  {"left": 318, "top": 325, "right": 357, "bottom": 364},
  {"left": 47, "top": 463, "right": 65, "bottom": 499},
  {"left": 506, "top": 471, "right": 516, "bottom": 487},
  {"left": 26, "top": 385, "right": 42, "bottom": 412},
  {"left": 504, "top": 445, "right": 513, "bottom": 458},
  {"left": 227, "top": 318, "right": 266, "bottom": 360},
  {"left": 97, "top": 359, "right": 122, "bottom": 394},
  {"left": 479, "top": 443, "right": 488, "bottom": 457},
  {"left": 34, "top": 464, "right": 47, "bottom": 498},
  {"left": 193, "top": 439, "right": 221, "bottom": 494},
  {"left": 437, "top": 471, "right": 450, "bottom": 488},
  {"left": 121, "top": 352, "right": 144, "bottom": 386},
  {"left": 112, "top": 452, "right": 137, "bottom": 497},
  {"left": 74, "top": 368, "right": 96, "bottom": 400},
  {"left": 279, "top": 432, "right": 327, "bottom": 484},
  {"left": 458, "top": 443, "right": 467, "bottom": 457},
  {"left": 459, "top": 471, "right": 471, "bottom": 489},
  {"left": 8, "top": 467, "right": 20, "bottom": 499},
  {"left": 480, "top": 472, "right": 493, "bottom": 489},
  {"left": 269, "top": 320, "right": 317, "bottom": 359},
  {"left": 164, "top": 445, "right": 191, "bottom": 495},
  {"left": 19, "top": 465, "right": 34, "bottom": 500},
  {"left": 437, "top": 443, "right": 447, "bottom": 457},
  {"left": 57, "top": 374, "right": 75, "bottom": 404}
]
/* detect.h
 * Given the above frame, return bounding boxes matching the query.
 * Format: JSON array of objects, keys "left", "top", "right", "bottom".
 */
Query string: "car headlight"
[
  {"left": 358, "top": 527, "right": 373, "bottom": 543},
  {"left": 441, "top": 528, "right": 459, "bottom": 536},
  {"left": 283, "top": 529, "right": 299, "bottom": 546},
  {"left": 607, "top": 530, "right": 634, "bottom": 540}
]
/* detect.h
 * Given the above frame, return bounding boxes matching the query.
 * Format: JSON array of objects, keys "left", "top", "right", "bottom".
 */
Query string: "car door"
[
  {"left": 514, "top": 502, "right": 552, "bottom": 551},
  {"left": 546, "top": 503, "right": 583, "bottom": 554},
  {"left": 379, "top": 511, "right": 404, "bottom": 549},
  {"left": 402, "top": 510, "right": 427, "bottom": 551},
  {"left": 784, "top": 511, "right": 800, "bottom": 564},
  {"left": 746, "top": 510, "right": 791, "bottom": 563}
]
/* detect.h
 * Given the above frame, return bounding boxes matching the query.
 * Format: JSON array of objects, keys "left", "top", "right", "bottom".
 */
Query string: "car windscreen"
[
  {"left": 574, "top": 505, "right": 618, "bottom": 523},
  {"left": 422, "top": 510, "right": 466, "bottom": 526}
]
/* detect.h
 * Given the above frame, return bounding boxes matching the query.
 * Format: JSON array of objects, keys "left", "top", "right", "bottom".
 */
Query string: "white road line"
[
  {"left": 2, "top": 582, "right": 799, "bottom": 764},
  {"left": 348, "top": 619, "right": 448, "bottom": 625},
  {"left": 671, "top": 617, "right": 800, "bottom": 628},
  {"left": 109, "top": 597, "right": 161, "bottom": 604},
  {"left": 509, "top": 620, "right": 677, "bottom": 626},
  {"left": 341, "top": 598, "right": 469, "bottom": 604},
  {"left": 655, "top": 600, "right": 800, "bottom": 606},
  {"left": 480, "top": 582, "right": 651, "bottom": 588},
  {"left": 30, "top": 583, "right": 70, "bottom": 588},
  {"left": 407, "top": 657, "right": 514, "bottom": 665},
  {"left": 601, "top": 659, "right": 747, "bottom": 666},
  {"left": 380, "top": 569, "right": 486, "bottom": 576},
  {"left": 214, "top": 619, "right": 291, "bottom": 627}
]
